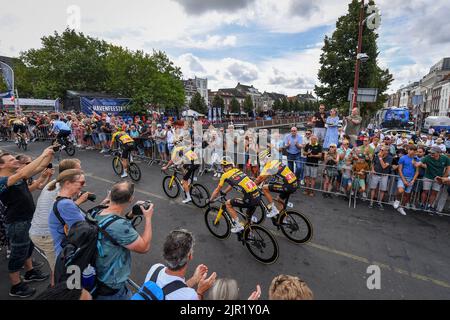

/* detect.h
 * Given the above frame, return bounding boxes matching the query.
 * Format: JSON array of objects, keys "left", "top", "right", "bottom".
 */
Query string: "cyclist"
[
  {"left": 209, "top": 157, "right": 261, "bottom": 233},
  {"left": 50, "top": 115, "right": 72, "bottom": 148},
  {"left": 111, "top": 126, "right": 135, "bottom": 178},
  {"left": 254, "top": 150, "right": 298, "bottom": 218},
  {"left": 162, "top": 136, "right": 200, "bottom": 204},
  {"left": 11, "top": 116, "right": 28, "bottom": 144}
]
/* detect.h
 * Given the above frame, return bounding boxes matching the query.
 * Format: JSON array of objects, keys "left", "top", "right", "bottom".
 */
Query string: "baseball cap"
[
  {"left": 430, "top": 146, "right": 442, "bottom": 154},
  {"left": 157, "top": 124, "right": 162, "bottom": 128},
  {"left": 358, "top": 153, "right": 365, "bottom": 159}
]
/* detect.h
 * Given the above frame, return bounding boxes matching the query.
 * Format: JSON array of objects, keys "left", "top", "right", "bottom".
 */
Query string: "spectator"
[
  {"left": 382, "top": 136, "right": 396, "bottom": 156},
  {"left": 95, "top": 181, "right": 154, "bottom": 300},
  {"left": 0, "top": 147, "right": 55, "bottom": 298},
  {"left": 393, "top": 145, "right": 419, "bottom": 215},
  {"left": 166, "top": 124, "right": 175, "bottom": 155},
  {"left": 303, "top": 135, "right": 322, "bottom": 196},
  {"left": 323, "top": 108, "right": 339, "bottom": 150},
  {"left": 284, "top": 127, "right": 303, "bottom": 181},
  {"left": 35, "top": 282, "right": 92, "bottom": 300},
  {"left": 344, "top": 108, "right": 362, "bottom": 146},
  {"left": 48, "top": 169, "right": 92, "bottom": 257},
  {"left": 368, "top": 146, "right": 392, "bottom": 210},
  {"left": 322, "top": 143, "right": 339, "bottom": 198},
  {"left": 268, "top": 274, "right": 313, "bottom": 300},
  {"left": 356, "top": 135, "right": 374, "bottom": 163},
  {"left": 155, "top": 124, "right": 167, "bottom": 162},
  {"left": 206, "top": 278, "right": 261, "bottom": 300},
  {"left": 145, "top": 229, "right": 216, "bottom": 300},
  {"left": 352, "top": 153, "right": 370, "bottom": 198},
  {"left": 29, "top": 159, "right": 81, "bottom": 287},
  {"left": 312, "top": 104, "right": 327, "bottom": 143},
  {"left": 424, "top": 135, "right": 434, "bottom": 148},
  {"left": 416, "top": 146, "right": 450, "bottom": 212},
  {"left": 433, "top": 138, "right": 447, "bottom": 153}
]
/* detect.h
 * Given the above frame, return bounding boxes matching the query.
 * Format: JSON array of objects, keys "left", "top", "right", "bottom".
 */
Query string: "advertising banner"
[{"left": 80, "top": 97, "right": 131, "bottom": 115}]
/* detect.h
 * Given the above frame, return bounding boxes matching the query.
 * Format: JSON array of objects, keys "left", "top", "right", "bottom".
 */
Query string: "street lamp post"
[{"left": 351, "top": 0, "right": 365, "bottom": 112}]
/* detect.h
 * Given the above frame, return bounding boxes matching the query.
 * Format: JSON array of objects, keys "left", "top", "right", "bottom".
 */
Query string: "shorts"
[
  {"left": 143, "top": 140, "right": 153, "bottom": 148},
  {"left": 353, "top": 178, "right": 366, "bottom": 190},
  {"left": 91, "top": 133, "right": 100, "bottom": 145},
  {"left": 304, "top": 165, "right": 318, "bottom": 178},
  {"left": 98, "top": 133, "right": 107, "bottom": 142},
  {"left": 369, "top": 174, "right": 389, "bottom": 191},
  {"left": 230, "top": 195, "right": 261, "bottom": 216},
  {"left": 422, "top": 178, "right": 442, "bottom": 192},
  {"left": 182, "top": 164, "right": 200, "bottom": 181},
  {"left": 397, "top": 177, "right": 414, "bottom": 193},
  {"left": 29, "top": 234, "right": 56, "bottom": 272},
  {"left": 13, "top": 124, "right": 26, "bottom": 134},
  {"left": 120, "top": 143, "right": 135, "bottom": 159},
  {"left": 268, "top": 182, "right": 297, "bottom": 200},
  {"left": 157, "top": 142, "right": 166, "bottom": 153},
  {"left": 5, "top": 220, "right": 34, "bottom": 273},
  {"left": 341, "top": 177, "right": 352, "bottom": 188}
]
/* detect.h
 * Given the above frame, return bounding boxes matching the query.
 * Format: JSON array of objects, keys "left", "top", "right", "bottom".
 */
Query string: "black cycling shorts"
[
  {"left": 182, "top": 164, "right": 200, "bottom": 181},
  {"left": 230, "top": 195, "right": 261, "bottom": 216},
  {"left": 268, "top": 182, "right": 297, "bottom": 200},
  {"left": 120, "top": 143, "right": 135, "bottom": 159},
  {"left": 13, "top": 124, "right": 26, "bottom": 134}
]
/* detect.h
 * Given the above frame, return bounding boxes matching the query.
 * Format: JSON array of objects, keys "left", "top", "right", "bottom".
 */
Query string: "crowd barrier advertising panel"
[{"left": 80, "top": 97, "right": 131, "bottom": 115}]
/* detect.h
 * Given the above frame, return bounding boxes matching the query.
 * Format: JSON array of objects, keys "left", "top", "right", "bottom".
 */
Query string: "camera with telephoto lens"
[
  {"left": 132, "top": 200, "right": 152, "bottom": 216},
  {"left": 81, "top": 191, "right": 96, "bottom": 202}
]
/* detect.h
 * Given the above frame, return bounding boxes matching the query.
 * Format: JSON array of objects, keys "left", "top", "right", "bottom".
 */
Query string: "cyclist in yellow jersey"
[
  {"left": 210, "top": 157, "right": 261, "bottom": 233},
  {"left": 162, "top": 136, "right": 200, "bottom": 204},
  {"left": 254, "top": 150, "right": 298, "bottom": 218},
  {"left": 11, "top": 117, "right": 28, "bottom": 144},
  {"left": 111, "top": 126, "right": 135, "bottom": 178}
]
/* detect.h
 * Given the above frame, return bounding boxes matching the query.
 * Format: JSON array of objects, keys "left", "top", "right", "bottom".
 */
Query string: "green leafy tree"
[
  {"left": 230, "top": 97, "right": 241, "bottom": 114},
  {"left": 189, "top": 92, "right": 207, "bottom": 114},
  {"left": 315, "top": 0, "right": 393, "bottom": 117},
  {"left": 273, "top": 99, "right": 282, "bottom": 112},
  {"left": 281, "top": 97, "right": 289, "bottom": 112},
  {"left": 212, "top": 94, "right": 225, "bottom": 109},
  {"left": 0, "top": 77, "right": 8, "bottom": 92},
  {"left": 243, "top": 95, "right": 253, "bottom": 114}
]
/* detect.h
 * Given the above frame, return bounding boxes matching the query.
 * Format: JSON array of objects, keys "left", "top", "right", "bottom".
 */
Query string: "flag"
[{"left": 0, "top": 62, "right": 14, "bottom": 91}]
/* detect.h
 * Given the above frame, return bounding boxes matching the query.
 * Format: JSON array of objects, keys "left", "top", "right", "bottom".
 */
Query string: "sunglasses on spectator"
[{"left": 76, "top": 179, "right": 86, "bottom": 186}]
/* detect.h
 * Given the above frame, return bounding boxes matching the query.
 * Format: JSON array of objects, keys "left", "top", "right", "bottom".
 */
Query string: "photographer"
[{"left": 94, "top": 181, "right": 154, "bottom": 300}]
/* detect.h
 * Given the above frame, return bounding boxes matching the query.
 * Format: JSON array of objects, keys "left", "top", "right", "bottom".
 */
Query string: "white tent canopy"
[{"left": 182, "top": 109, "right": 205, "bottom": 117}]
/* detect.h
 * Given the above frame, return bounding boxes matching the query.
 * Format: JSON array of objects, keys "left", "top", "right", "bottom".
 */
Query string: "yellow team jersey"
[
  {"left": 171, "top": 146, "right": 199, "bottom": 164},
  {"left": 261, "top": 160, "right": 297, "bottom": 185},
  {"left": 11, "top": 119, "right": 25, "bottom": 126},
  {"left": 219, "top": 168, "right": 259, "bottom": 195},
  {"left": 112, "top": 132, "right": 134, "bottom": 145}
]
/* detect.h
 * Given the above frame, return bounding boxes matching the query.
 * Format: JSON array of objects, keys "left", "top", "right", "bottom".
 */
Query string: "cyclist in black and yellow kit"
[
  {"left": 254, "top": 150, "right": 298, "bottom": 218},
  {"left": 111, "top": 126, "right": 135, "bottom": 178},
  {"left": 162, "top": 136, "right": 200, "bottom": 204},
  {"left": 210, "top": 157, "right": 261, "bottom": 233},
  {"left": 11, "top": 117, "right": 28, "bottom": 144}
]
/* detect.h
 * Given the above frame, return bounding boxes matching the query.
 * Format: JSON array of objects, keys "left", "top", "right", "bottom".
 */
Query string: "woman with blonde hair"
[
  {"left": 269, "top": 274, "right": 313, "bottom": 300},
  {"left": 206, "top": 278, "right": 261, "bottom": 300}
]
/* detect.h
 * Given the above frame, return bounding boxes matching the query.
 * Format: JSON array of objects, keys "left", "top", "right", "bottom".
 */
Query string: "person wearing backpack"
[
  {"left": 48, "top": 169, "right": 93, "bottom": 257},
  {"left": 143, "top": 229, "right": 216, "bottom": 300},
  {"left": 95, "top": 181, "right": 154, "bottom": 300}
]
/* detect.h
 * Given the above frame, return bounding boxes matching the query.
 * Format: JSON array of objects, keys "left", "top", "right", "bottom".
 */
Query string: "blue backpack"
[{"left": 131, "top": 266, "right": 187, "bottom": 300}]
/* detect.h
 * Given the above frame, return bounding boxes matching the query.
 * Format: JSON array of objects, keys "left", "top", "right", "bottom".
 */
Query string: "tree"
[
  {"left": 243, "top": 95, "right": 253, "bottom": 114},
  {"left": 315, "top": 0, "right": 393, "bottom": 117},
  {"left": 273, "top": 99, "right": 282, "bottom": 112},
  {"left": 212, "top": 94, "right": 225, "bottom": 109},
  {"left": 281, "top": 97, "right": 289, "bottom": 112},
  {"left": 189, "top": 92, "right": 207, "bottom": 114},
  {"left": 230, "top": 97, "right": 241, "bottom": 114}
]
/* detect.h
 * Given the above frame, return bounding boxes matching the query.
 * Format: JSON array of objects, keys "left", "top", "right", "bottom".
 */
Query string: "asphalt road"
[{"left": 1, "top": 141, "right": 450, "bottom": 300}]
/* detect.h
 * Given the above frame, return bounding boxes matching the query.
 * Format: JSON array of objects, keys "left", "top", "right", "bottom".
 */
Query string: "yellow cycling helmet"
[{"left": 221, "top": 156, "right": 234, "bottom": 167}]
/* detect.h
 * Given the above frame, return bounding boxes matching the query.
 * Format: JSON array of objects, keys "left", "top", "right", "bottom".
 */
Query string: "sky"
[{"left": 1, "top": 0, "right": 449, "bottom": 97}]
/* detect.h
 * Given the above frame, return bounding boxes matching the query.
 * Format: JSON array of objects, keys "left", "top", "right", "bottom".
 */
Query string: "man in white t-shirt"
[{"left": 144, "top": 229, "right": 216, "bottom": 300}]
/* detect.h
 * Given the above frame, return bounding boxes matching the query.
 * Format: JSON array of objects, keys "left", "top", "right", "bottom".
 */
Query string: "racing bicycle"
[
  {"left": 205, "top": 193, "right": 279, "bottom": 264},
  {"left": 16, "top": 133, "right": 28, "bottom": 151},
  {"left": 112, "top": 149, "right": 142, "bottom": 182}
]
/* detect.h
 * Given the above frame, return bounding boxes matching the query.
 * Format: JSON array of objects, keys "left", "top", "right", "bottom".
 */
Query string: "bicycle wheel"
[
  {"left": 21, "top": 141, "right": 27, "bottom": 151},
  {"left": 129, "top": 163, "right": 142, "bottom": 182},
  {"left": 204, "top": 206, "right": 231, "bottom": 239},
  {"left": 112, "top": 156, "right": 123, "bottom": 176},
  {"left": 65, "top": 143, "right": 76, "bottom": 156},
  {"left": 244, "top": 225, "right": 279, "bottom": 264},
  {"left": 279, "top": 210, "right": 313, "bottom": 244},
  {"left": 190, "top": 184, "right": 210, "bottom": 208},
  {"left": 250, "top": 204, "right": 265, "bottom": 225},
  {"left": 162, "top": 175, "right": 180, "bottom": 198}
]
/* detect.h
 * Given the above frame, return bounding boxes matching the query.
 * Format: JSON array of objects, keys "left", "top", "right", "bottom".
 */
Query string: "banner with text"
[{"left": 80, "top": 97, "right": 131, "bottom": 115}]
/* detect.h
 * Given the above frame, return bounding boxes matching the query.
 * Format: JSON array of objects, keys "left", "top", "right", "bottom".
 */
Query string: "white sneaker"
[
  {"left": 362, "top": 192, "right": 367, "bottom": 198},
  {"left": 61, "top": 145, "right": 66, "bottom": 150},
  {"left": 266, "top": 206, "right": 279, "bottom": 218},
  {"left": 231, "top": 222, "right": 244, "bottom": 233},
  {"left": 182, "top": 197, "right": 192, "bottom": 204},
  {"left": 397, "top": 207, "right": 407, "bottom": 216},
  {"left": 121, "top": 172, "right": 128, "bottom": 178},
  {"left": 393, "top": 200, "right": 400, "bottom": 209}
]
